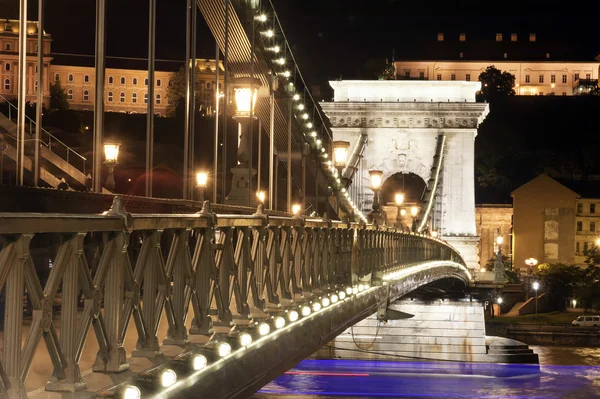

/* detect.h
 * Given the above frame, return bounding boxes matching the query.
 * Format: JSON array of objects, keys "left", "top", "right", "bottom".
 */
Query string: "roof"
[
  {"left": 51, "top": 54, "right": 184, "bottom": 73},
  {"left": 393, "top": 34, "right": 599, "bottom": 63},
  {"left": 511, "top": 174, "right": 580, "bottom": 198}
]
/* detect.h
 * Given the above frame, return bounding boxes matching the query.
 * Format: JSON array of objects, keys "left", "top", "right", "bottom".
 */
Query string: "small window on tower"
[
  {"left": 437, "top": 33, "right": 444, "bottom": 42},
  {"left": 496, "top": 33, "right": 503, "bottom": 41},
  {"left": 459, "top": 33, "right": 466, "bottom": 42},
  {"left": 529, "top": 33, "right": 536, "bottom": 42},
  {"left": 511, "top": 33, "right": 517, "bottom": 42}
]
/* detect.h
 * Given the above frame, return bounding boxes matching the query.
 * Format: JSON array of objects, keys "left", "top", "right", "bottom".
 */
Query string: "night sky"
[{"left": 2, "top": 0, "right": 598, "bottom": 89}]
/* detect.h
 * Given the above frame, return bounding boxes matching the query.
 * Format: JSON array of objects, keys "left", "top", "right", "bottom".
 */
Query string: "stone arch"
[{"left": 381, "top": 172, "right": 427, "bottom": 205}]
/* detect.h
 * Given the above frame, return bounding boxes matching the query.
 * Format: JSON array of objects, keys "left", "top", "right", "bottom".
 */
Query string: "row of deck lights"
[{"left": 119, "top": 282, "right": 372, "bottom": 398}]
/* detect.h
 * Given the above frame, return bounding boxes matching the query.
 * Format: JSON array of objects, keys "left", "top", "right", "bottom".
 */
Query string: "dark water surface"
[{"left": 253, "top": 346, "right": 600, "bottom": 399}]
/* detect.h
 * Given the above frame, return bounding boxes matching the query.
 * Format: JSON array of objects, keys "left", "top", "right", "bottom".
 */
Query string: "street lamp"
[
  {"left": 494, "top": 235, "right": 505, "bottom": 284},
  {"left": 226, "top": 77, "right": 261, "bottom": 206},
  {"left": 525, "top": 256, "right": 538, "bottom": 278},
  {"left": 256, "top": 190, "right": 266, "bottom": 204},
  {"left": 103, "top": 142, "right": 120, "bottom": 192},
  {"left": 431, "top": 230, "right": 438, "bottom": 238},
  {"left": 0, "top": 133, "right": 7, "bottom": 185},
  {"left": 369, "top": 170, "right": 383, "bottom": 223},
  {"left": 395, "top": 192, "right": 404, "bottom": 229},
  {"left": 291, "top": 203, "right": 301, "bottom": 216},
  {"left": 572, "top": 298, "right": 577, "bottom": 308},
  {"left": 195, "top": 171, "right": 208, "bottom": 202},
  {"left": 532, "top": 281, "right": 540, "bottom": 318},
  {"left": 332, "top": 140, "right": 350, "bottom": 175},
  {"left": 410, "top": 206, "right": 419, "bottom": 232}
]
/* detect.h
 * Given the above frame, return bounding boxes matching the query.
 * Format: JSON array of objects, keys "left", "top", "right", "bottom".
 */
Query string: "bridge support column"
[
  {"left": 93, "top": 233, "right": 129, "bottom": 372},
  {"left": 442, "top": 235, "right": 479, "bottom": 272}
]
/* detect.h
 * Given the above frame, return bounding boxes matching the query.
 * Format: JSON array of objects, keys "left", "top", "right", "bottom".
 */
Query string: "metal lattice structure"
[{"left": 0, "top": 196, "right": 469, "bottom": 397}]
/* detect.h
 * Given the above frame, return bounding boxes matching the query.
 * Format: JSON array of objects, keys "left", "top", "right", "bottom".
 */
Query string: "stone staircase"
[
  {"left": 0, "top": 100, "right": 104, "bottom": 191},
  {"left": 506, "top": 301, "right": 526, "bottom": 316},
  {"left": 485, "top": 336, "right": 539, "bottom": 364}
]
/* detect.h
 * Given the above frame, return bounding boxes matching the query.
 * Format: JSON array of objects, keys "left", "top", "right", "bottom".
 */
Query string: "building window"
[
  {"left": 586, "top": 73, "right": 591, "bottom": 80},
  {"left": 3, "top": 79, "right": 10, "bottom": 91},
  {"left": 451, "top": 74, "right": 456, "bottom": 81},
  {"left": 206, "top": 82, "right": 211, "bottom": 89},
  {"left": 511, "top": 33, "right": 517, "bottom": 42},
  {"left": 144, "top": 93, "right": 148, "bottom": 104},
  {"left": 4, "top": 43, "right": 11, "bottom": 51},
  {"left": 591, "top": 204, "right": 596, "bottom": 214},
  {"left": 437, "top": 33, "right": 444, "bottom": 42},
  {"left": 584, "top": 242, "right": 589, "bottom": 254},
  {"left": 551, "top": 75, "right": 556, "bottom": 83},
  {"left": 120, "top": 77, "right": 126, "bottom": 85},
  {"left": 68, "top": 74, "right": 74, "bottom": 82},
  {"left": 525, "top": 75, "right": 530, "bottom": 83},
  {"left": 82, "top": 75, "right": 88, "bottom": 83},
  {"left": 436, "top": 74, "right": 442, "bottom": 81},
  {"left": 120, "top": 92, "right": 125, "bottom": 103},
  {"left": 156, "top": 79, "right": 162, "bottom": 87},
  {"left": 83, "top": 90, "right": 89, "bottom": 101},
  {"left": 144, "top": 78, "right": 149, "bottom": 86},
  {"left": 577, "top": 221, "right": 583, "bottom": 231},
  {"left": 591, "top": 222, "right": 596, "bottom": 232},
  {"left": 562, "top": 92, "right": 567, "bottom": 96},
  {"left": 34, "top": 80, "right": 37, "bottom": 92},
  {"left": 529, "top": 33, "right": 536, "bottom": 42},
  {"left": 574, "top": 73, "right": 579, "bottom": 81},
  {"left": 5, "top": 63, "right": 11, "bottom": 71},
  {"left": 108, "top": 91, "right": 113, "bottom": 102},
  {"left": 577, "top": 242, "right": 580, "bottom": 254},
  {"left": 404, "top": 70, "right": 410, "bottom": 78},
  {"left": 54, "top": 73, "right": 59, "bottom": 82},
  {"left": 35, "top": 64, "right": 38, "bottom": 73},
  {"left": 466, "top": 74, "right": 471, "bottom": 81},
  {"left": 539, "top": 75, "right": 544, "bottom": 83},
  {"left": 132, "top": 77, "right": 138, "bottom": 85},
  {"left": 156, "top": 93, "right": 161, "bottom": 105},
  {"left": 577, "top": 203, "right": 583, "bottom": 213},
  {"left": 419, "top": 71, "right": 424, "bottom": 79},
  {"left": 67, "top": 89, "right": 73, "bottom": 100},
  {"left": 562, "top": 74, "right": 567, "bottom": 84},
  {"left": 496, "top": 33, "right": 502, "bottom": 41},
  {"left": 539, "top": 92, "right": 544, "bottom": 96},
  {"left": 459, "top": 33, "right": 466, "bottom": 42},
  {"left": 132, "top": 92, "right": 137, "bottom": 103}
]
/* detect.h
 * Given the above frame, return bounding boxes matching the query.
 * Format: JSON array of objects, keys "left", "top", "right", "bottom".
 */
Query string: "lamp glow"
[
  {"left": 239, "top": 333, "right": 252, "bottom": 347},
  {"left": 273, "top": 45, "right": 280, "bottom": 53},
  {"left": 217, "top": 342, "right": 231, "bottom": 357},
  {"left": 358, "top": 284, "right": 365, "bottom": 292},
  {"left": 339, "top": 291, "right": 346, "bottom": 300},
  {"left": 345, "top": 287, "right": 353, "bottom": 295},
  {"left": 369, "top": 170, "right": 383, "bottom": 190},
  {"left": 288, "top": 310, "right": 299, "bottom": 322},
  {"left": 352, "top": 286, "right": 358, "bottom": 294},
  {"left": 234, "top": 86, "right": 258, "bottom": 116},
  {"left": 192, "top": 354, "right": 208, "bottom": 371},
  {"left": 312, "top": 302, "right": 322, "bottom": 312},
  {"left": 291, "top": 203, "right": 301, "bottom": 215},
  {"left": 258, "top": 322, "right": 270, "bottom": 336},
  {"left": 532, "top": 281, "right": 540, "bottom": 291},
  {"left": 196, "top": 171, "right": 208, "bottom": 188},
  {"left": 123, "top": 385, "right": 141, "bottom": 399},
  {"left": 400, "top": 209, "right": 407, "bottom": 216},
  {"left": 277, "top": 57, "right": 285, "bottom": 65},
  {"left": 331, "top": 294, "right": 339, "bottom": 303},
  {"left": 395, "top": 193, "right": 404, "bottom": 205},
  {"left": 333, "top": 141, "right": 350, "bottom": 168},
  {"left": 293, "top": 94, "right": 300, "bottom": 101},
  {"left": 411, "top": 206, "right": 419, "bottom": 217},
  {"left": 160, "top": 369, "right": 177, "bottom": 388},
  {"left": 264, "top": 29, "right": 274, "bottom": 37},
  {"left": 256, "top": 191, "right": 266, "bottom": 203},
  {"left": 431, "top": 230, "right": 438, "bottom": 238},
  {"left": 258, "top": 14, "right": 267, "bottom": 22},
  {"left": 301, "top": 305, "right": 311, "bottom": 316},
  {"left": 497, "top": 297, "right": 503, "bottom": 304},
  {"left": 274, "top": 316, "right": 286, "bottom": 329},
  {"left": 496, "top": 236, "right": 503, "bottom": 245},
  {"left": 103, "top": 142, "right": 120, "bottom": 163},
  {"left": 321, "top": 297, "right": 330, "bottom": 307},
  {"left": 283, "top": 71, "right": 291, "bottom": 78}
]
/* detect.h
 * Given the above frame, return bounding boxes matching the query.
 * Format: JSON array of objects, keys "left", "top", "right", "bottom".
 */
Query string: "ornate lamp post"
[
  {"left": 226, "top": 77, "right": 260, "bottom": 206},
  {"left": 494, "top": 236, "right": 505, "bottom": 283},
  {"left": 525, "top": 256, "right": 538, "bottom": 287},
  {"left": 0, "top": 134, "right": 7, "bottom": 185},
  {"left": 395, "top": 192, "right": 404, "bottom": 229},
  {"left": 103, "top": 142, "right": 120, "bottom": 192},
  {"left": 195, "top": 171, "right": 208, "bottom": 202},
  {"left": 333, "top": 140, "right": 350, "bottom": 184},
  {"left": 369, "top": 170, "right": 383, "bottom": 224},
  {"left": 410, "top": 206, "right": 419, "bottom": 232}
]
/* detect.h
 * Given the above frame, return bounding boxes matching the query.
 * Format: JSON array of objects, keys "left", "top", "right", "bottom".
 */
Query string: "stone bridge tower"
[{"left": 321, "top": 80, "right": 489, "bottom": 271}]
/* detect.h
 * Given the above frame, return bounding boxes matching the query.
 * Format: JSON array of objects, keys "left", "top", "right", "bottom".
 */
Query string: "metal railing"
[
  {"left": 0, "top": 94, "right": 87, "bottom": 174},
  {"left": 0, "top": 197, "right": 468, "bottom": 397}
]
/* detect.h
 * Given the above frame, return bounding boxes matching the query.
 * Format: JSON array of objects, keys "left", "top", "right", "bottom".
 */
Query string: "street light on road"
[{"left": 532, "top": 281, "right": 540, "bottom": 318}]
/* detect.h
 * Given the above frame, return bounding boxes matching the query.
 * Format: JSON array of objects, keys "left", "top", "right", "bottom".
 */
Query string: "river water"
[{"left": 253, "top": 346, "right": 600, "bottom": 399}]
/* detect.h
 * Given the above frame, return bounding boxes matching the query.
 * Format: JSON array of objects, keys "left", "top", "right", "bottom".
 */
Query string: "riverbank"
[{"left": 486, "top": 311, "right": 600, "bottom": 345}]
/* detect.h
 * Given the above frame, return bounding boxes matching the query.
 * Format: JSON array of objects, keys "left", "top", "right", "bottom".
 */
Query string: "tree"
[
  {"left": 378, "top": 58, "right": 395, "bottom": 80},
  {"left": 534, "top": 263, "right": 584, "bottom": 311},
  {"left": 477, "top": 66, "right": 516, "bottom": 102},
  {"left": 49, "top": 81, "right": 69, "bottom": 112},
  {"left": 166, "top": 67, "right": 186, "bottom": 117}
]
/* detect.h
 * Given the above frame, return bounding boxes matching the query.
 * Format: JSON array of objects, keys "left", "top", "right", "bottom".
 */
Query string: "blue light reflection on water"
[{"left": 255, "top": 358, "right": 600, "bottom": 399}]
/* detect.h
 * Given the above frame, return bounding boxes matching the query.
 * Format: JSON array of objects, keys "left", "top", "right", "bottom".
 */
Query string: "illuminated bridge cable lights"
[{"left": 123, "top": 385, "right": 141, "bottom": 399}]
